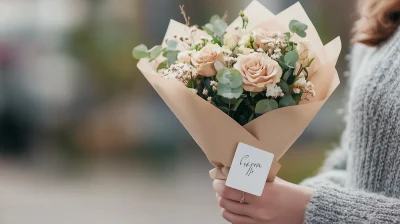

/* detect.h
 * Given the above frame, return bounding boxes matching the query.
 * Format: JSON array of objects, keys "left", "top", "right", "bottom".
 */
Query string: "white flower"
[
  {"left": 294, "top": 77, "right": 307, "bottom": 87},
  {"left": 189, "top": 88, "right": 198, "bottom": 94},
  {"left": 200, "top": 35, "right": 213, "bottom": 42},
  {"left": 297, "top": 40, "right": 314, "bottom": 67},
  {"left": 236, "top": 45, "right": 255, "bottom": 55},
  {"left": 238, "top": 34, "right": 252, "bottom": 47},
  {"left": 177, "top": 51, "right": 194, "bottom": 64},
  {"left": 203, "top": 89, "right": 209, "bottom": 95},
  {"left": 293, "top": 88, "right": 301, "bottom": 94},
  {"left": 265, "top": 84, "right": 284, "bottom": 98},
  {"left": 224, "top": 33, "right": 239, "bottom": 50},
  {"left": 207, "top": 97, "right": 212, "bottom": 102}
]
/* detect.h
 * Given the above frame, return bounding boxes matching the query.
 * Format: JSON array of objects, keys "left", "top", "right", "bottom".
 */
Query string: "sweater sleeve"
[{"left": 304, "top": 183, "right": 400, "bottom": 224}]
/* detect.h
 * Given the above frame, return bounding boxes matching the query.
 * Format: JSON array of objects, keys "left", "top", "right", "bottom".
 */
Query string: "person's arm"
[
  {"left": 213, "top": 176, "right": 400, "bottom": 224},
  {"left": 305, "top": 183, "right": 400, "bottom": 223}
]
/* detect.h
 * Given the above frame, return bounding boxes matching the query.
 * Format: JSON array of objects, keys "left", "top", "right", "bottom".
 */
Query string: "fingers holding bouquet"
[{"left": 213, "top": 178, "right": 313, "bottom": 224}]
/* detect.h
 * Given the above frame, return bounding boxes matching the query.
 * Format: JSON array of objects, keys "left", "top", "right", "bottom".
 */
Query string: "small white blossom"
[
  {"left": 238, "top": 34, "right": 252, "bottom": 47},
  {"left": 293, "top": 88, "right": 301, "bottom": 94},
  {"left": 265, "top": 84, "right": 284, "bottom": 98},
  {"left": 200, "top": 35, "right": 213, "bottom": 41},
  {"left": 236, "top": 45, "right": 255, "bottom": 55},
  {"left": 177, "top": 51, "right": 194, "bottom": 64},
  {"left": 189, "top": 88, "right": 198, "bottom": 94},
  {"left": 207, "top": 97, "right": 213, "bottom": 102},
  {"left": 203, "top": 89, "right": 209, "bottom": 95},
  {"left": 212, "top": 86, "right": 218, "bottom": 92}
]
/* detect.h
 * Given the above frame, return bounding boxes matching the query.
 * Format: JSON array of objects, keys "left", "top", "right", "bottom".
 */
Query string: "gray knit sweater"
[{"left": 301, "top": 28, "right": 400, "bottom": 224}]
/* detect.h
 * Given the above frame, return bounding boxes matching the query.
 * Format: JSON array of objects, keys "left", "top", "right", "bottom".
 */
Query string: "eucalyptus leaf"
[
  {"left": 156, "top": 60, "right": 168, "bottom": 71},
  {"left": 217, "top": 85, "right": 243, "bottom": 99},
  {"left": 233, "top": 99, "right": 244, "bottom": 111},
  {"left": 279, "top": 95, "right": 297, "bottom": 107},
  {"left": 166, "top": 39, "right": 178, "bottom": 51},
  {"left": 255, "top": 99, "right": 278, "bottom": 115},
  {"left": 296, "top": 30, "right": 306, "bottom": 38},
  {"left": 133, "top": 44, "right": 149, "bottom": 59},
  {"left": 283, "top": 68, "right": 293, "bottom": 82},
  {"left": 278, "top": 81, "right": 290, "bottom": 94},
  {"left": 220, "top": 97, "right": 237, "bottom": 105},
  {"left": 148, "top": 45, "right": 163, "bottom": 61},
  {"left": 289, "top": 20, "right": 308, "bottom": 37},
  {"left": 250, "top": 92, "right": 259, "bottom": 97},
  {"left": 284, "top": 32, "right": 291, "bottom": 41},
  {"left": 293, "top": 93, "right": 302, "bottom": 104},
  {"left": 210, "top": 15, "right": 221, "bottom": 23},
  {"left": 284, "top": 51, "right": 299, "bottom": 68},
  {"left": 203, "top": 24, "right": 214, "bottom": 35},
  {"left": 248, "top": 113, "right": 255, "bottom": 123},
  {"left": 163, "top": 50, "right": 179, "bottom": 66},
  {"left": 213, "top": 19, "right": 228, "bottom": 37},
  {"left": 216, "top": 68, "right": 243, "bottom": 88},
  {"left": 278, "top": 56, "right": 289, "bottom": 70},
  {"left": 289, "top": 20, "right": 308, "bottom": 32}
]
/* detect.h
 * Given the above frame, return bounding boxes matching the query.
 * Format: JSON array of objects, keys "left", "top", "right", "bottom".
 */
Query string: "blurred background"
[{"left": 0, "top": 0, "right": 356, "bottom": 223}]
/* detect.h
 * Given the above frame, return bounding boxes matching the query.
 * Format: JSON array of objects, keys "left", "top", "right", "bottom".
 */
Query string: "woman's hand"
[{"left": 213, "top": 177, "right": 314, "bottom": 224}]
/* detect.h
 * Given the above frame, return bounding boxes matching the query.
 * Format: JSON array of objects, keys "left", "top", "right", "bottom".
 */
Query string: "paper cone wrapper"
[{"left": 137, "top": 1, "right": 341, "bottom": 182}]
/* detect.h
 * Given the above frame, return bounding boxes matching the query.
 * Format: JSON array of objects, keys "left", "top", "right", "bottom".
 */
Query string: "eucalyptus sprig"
[
  {"left": 133, "top": 39, "right": 180, "bottom": 70},
  {"left": 202, "top": 14, "right": 228, "bottom": 46}
]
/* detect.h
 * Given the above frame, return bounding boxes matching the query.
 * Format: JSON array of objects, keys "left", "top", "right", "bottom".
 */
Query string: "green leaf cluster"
[
  {"left": 289, "top": 20, "right": 308, "bottom": 38},
  {"left": 202, "top": 14, "right": 228, "bottom": 45},
  {"left": 132, "top": 39, "right": 180, "bottom": 69},
  {"left": 216, "top": 68, "right": 243, "bottom": 99}
]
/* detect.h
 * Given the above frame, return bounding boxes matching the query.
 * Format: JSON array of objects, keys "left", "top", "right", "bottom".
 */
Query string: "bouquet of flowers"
[{"left": 134, "top": 1, "right": 341, "bottom": 181}]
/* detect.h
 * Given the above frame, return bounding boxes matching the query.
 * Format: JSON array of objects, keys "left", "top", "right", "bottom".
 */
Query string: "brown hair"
[{"left": 353, "top": 0, "right": 400, "bottom": 46}]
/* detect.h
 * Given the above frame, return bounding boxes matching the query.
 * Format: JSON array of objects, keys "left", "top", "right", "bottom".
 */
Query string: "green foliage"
[
  {"left": 283, "top": 68, "right": 293, "bottom": 82},
  {"left": 156, "top": 60, "right": 168, "bottom": 71},
  {"left": 166, "top": 39, "right": 178, "bottom": 50},
  {"left": 217, "top": 69, "right": 243, "bottom": 88},
  {"left": 163, "top": 50, "right": 180, "bottom": 66},
  {"left": 279, "top": 81, "right": 290, "bottom": 94},
  {"left": 293, "top": 93, "right": 302, "bottom": 104},
  {"left": 279, "top": 95, "right": 296, "bottom": 107},
  {"left": 289, "top": 20, "right": 308, "bottom": 38},
  {"left": 233, "top": 99, "right": 244, "bottom": 111},
  {"left": 202, "top": 14, "right": 228, "bottom": 44},
  {"left": 250, "top": 92, "right": 259, "bottom": 97},
  {"left": 217, "top": 85, "right": 243, "bottom": 99},
  {"left": 284, "top": 51, "right": 299, "bottom": 68},
  {"left": 148, "top": 45, "right": 163, "bottom": 61},
  {"left": 216, "top": 68, "right": 243, "bottom": 99},
  {"left": 133, "top": 44, "right": 149, "bottom": 59},
  {"left": 255, "top": 99, "right": 279, "bottom": 115}
]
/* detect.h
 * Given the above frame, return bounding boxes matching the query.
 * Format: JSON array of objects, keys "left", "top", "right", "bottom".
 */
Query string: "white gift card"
[{"left": 226, "top": 142, "right": 274, "bottom": 196}]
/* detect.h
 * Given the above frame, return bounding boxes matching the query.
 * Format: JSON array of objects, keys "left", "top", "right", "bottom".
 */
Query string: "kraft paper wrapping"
[{"left": 137, "top": 1, "right": 341, "bottom": 182}]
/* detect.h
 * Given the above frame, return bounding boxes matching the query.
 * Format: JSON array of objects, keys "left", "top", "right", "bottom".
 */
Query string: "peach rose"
[
  {"left": 234, "top": 53, "right": 282, "bottom": 92},
  {"left": 191, "top": 43, "right": 223, "bottom": 77}
]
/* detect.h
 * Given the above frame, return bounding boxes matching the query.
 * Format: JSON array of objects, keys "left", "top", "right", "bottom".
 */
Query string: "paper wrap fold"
[{"left": 137, "top": 1, "right": 341, "bottom": 182}]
